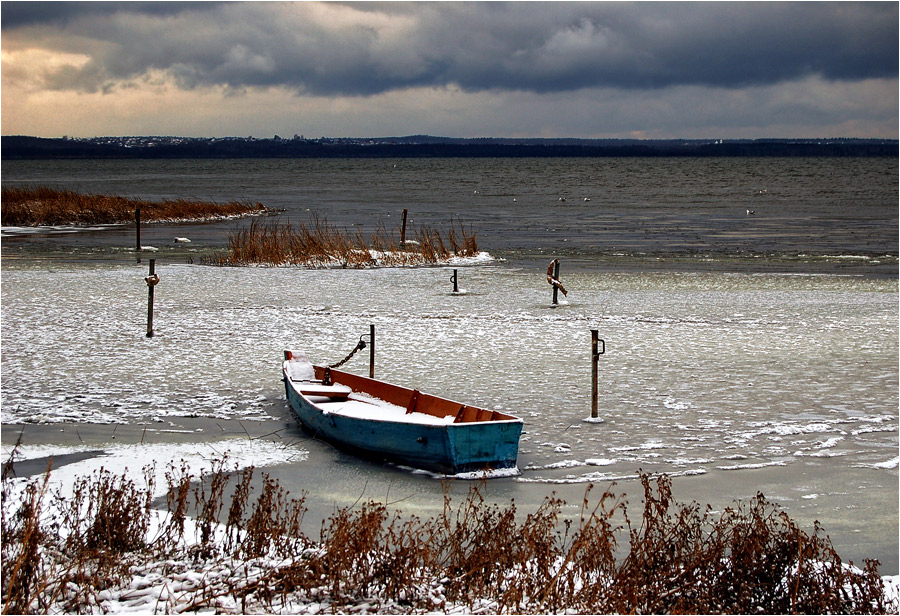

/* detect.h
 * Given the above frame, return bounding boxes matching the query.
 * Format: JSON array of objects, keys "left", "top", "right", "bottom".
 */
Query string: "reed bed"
[
  {"left": 206, "top": 216, "right": 479, "bottom": 268},
  {"left": 2, "top": 446, "right": 893, "bottom": 615},
  {"left": 1, "top": 186, "right": 268, "bottom": 226}
]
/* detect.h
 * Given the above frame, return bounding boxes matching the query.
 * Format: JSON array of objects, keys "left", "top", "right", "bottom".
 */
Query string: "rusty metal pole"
[
  {"left": 368, "top": 324, "right": 375, "bottom": 378},
  {"left": 591, "top": 330, "right": 605, "bottom": 419},
  {"left": 145, "top": 259, "right": 159, "bottom": 337}
]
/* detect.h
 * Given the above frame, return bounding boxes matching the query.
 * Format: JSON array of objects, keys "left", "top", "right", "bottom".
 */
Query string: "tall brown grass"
[
  {"left": 1, "top": 186, "right": 268, "bottom": 226},
  {"left": 1, "top": 449, "right": 894, "bottom": 614},
  {"left": 206, "top": 216, "right": 479, "bottom": 267}
]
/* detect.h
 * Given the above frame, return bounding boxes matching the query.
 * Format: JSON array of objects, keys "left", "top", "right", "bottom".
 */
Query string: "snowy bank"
[{"left": 3, "top": 454, "right": 896, "bottom": 615}]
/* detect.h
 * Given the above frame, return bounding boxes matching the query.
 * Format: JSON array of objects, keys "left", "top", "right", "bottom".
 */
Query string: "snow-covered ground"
[{"left": 3, "top": 438, "right": 898, "bottom": 614}]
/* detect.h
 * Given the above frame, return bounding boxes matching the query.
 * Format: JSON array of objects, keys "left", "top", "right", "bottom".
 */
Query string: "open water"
[{"left": 1, "top": 157, "right": 897, "bottom": 573}]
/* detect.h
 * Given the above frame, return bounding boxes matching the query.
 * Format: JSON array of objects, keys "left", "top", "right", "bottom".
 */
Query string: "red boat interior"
[{"left": 313, "top": 365, "right": 515, "bottom": 424}]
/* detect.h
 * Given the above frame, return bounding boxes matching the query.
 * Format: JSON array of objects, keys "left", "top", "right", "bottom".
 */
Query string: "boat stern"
[{"left": 447, "top": 419, "right": 524, "bottom": 473}]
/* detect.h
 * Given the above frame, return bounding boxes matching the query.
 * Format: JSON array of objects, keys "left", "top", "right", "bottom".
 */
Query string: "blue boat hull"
[{"left": 283, "top": 366, "right": 523, "bottom": 475}]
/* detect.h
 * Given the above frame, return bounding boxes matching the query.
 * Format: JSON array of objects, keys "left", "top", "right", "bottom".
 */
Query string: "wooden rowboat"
[{"left": 282, "top": 350, "right": 524, "bottom": 474}]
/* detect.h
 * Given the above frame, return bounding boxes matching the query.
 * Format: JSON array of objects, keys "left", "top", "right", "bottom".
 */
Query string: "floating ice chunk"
[
  {"left": 816, "top": 437, "right": 843, "bottom": 449},
  {"left": 716, "top": 460, "right": 788, "bottom": 471},
  {"left": 452, "top": 467, "right": 520, "bottom": 480},
  {"left": 665, "top": 457, "right": 713, "bottom": 465},
  {"left": 873, "top": 456, "right": 899, "bottom": 469},
  {"left": 585, "top": 458, "right": 615, "bottom": 466}
]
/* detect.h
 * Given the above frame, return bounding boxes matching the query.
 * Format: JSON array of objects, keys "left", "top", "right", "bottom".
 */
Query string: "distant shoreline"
[{"left": 3, "top": 135, "right": 897, "bottom": 159}]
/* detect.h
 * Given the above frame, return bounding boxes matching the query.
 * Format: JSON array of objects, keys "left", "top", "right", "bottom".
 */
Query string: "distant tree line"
[{"left": 2, "top": 135, "right": 896, "bottom": 159}]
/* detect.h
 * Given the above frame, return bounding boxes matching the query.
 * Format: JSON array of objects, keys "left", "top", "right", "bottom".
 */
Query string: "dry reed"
[
  {"left": 205, "top": 216, "right": 479, "bottom": 268},
  {"left": 1, "top": 447, "right": 894, "bottom": 614},
  {"left": 1, "top": 186, "right": 268, "bottom": 226}
]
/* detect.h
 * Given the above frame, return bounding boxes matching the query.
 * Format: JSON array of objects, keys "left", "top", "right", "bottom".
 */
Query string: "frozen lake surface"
[{"left": 2, "top": 260, "right": 897, "bottom": 572}]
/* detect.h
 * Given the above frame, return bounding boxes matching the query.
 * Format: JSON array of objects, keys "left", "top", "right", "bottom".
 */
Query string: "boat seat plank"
[{"left": 297, "top": 382, "right": 352, "bottom": 399}]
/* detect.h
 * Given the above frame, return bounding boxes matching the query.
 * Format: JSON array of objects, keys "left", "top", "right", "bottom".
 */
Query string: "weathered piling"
[
  {"left": 552, "top": 259, "right": 560, "bottom": 304},
  {"left": 145, "top": 259, "right": 159, "bottom": 337},
  {"left": 547, "top": 259, "right": 567, "bottom": 304},
  {"left": 135, "top": 207, "right": 141, "bottom": 263},
  {"left": 400, "top": 209, "right": 409, "bottom": 246},
  {"left": 451, "top": 269, "right": 459, "bottom": 293}
]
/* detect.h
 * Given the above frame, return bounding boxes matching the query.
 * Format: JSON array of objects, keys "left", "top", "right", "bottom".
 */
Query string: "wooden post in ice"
[
  {"left": 551, "top": 259, "right": 561, "bottom": 305},
  {"left": 369, "top": 323, "right": 375, "bottom": 378},
  {"left": 552, "top": 260, "right": 560, "bottom": 304},
  {"left": 135, "top": 208, "right": 141, "bottom": 263},
  {"left": 400, "top": 209, "right": 409, "bottom": 246},
  {"left": 145, "top": 259, "right": 159, "bottom": 338},
  {"left": 547, "top": 259, "right": 568, "bottom": 305},
  {"left": 451, "top": 269, "right": 459, "bottom": 293},
  {"left": 590, "top": 329, "right": 605, "bottom": 420}
]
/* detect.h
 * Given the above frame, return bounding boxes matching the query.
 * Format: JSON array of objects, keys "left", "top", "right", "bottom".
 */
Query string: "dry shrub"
[
  {"left": 608, "top": 473, "right": 892, "bottom": 615},
  {"left": 55, "top": 467, "right": 155, "bottom": 605},
  {"left": 435, "top": 483, "right": 523, "bottom": 605},
  {"left": 207, "top": 216, "right": 479, "bottom": 268},
  {"left": 158, "top": 460, "right": 192, "bottom": 546},
  {"left": 51, "top": 466, "right": 153, "bottom": 560},
  {"left": 2, "top": 448, "right": 894, "bottom": 615},
  {"left": 193, "top": 457, "right": 230, "bottom": 552},
  {"left": 240, "top": 474, "right": 308, "bottom": 560},
  {"left": 535, "top": 485, "right": 622, "bottom": 613},
  {"left": 314, "top": 501, "right": 393, "bottom": 605},
  {"left": 1, "top": 185, "right": 268, "bottom": 226},
  {"left": 224, "top": 466, "right": 255, "bottom": 554},
  {"left": 372, "top": 511, "right": 437, "bottom": 603},
  {"left": 2, "top": 473, "right": 51, "bottom": 614},
  {"left": 448, "top": 218, "right": 479, "bottom": 256},
  {"left": 272, "top": 499, "right": 436, "bottom": 610}
]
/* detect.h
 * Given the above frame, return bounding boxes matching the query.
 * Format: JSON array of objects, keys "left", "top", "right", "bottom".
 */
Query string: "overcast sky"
[{"left": 2, "top": 1, "right": 897, "bottom": 139}]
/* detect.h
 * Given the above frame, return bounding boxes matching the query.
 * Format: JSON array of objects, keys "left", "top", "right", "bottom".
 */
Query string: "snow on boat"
[{"left": 282, "top": 350, "right": 523, "bottom": 475}]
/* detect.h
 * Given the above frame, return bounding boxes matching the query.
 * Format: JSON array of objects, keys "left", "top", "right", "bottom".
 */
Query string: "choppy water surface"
[
  {"left": 3, "top": 157, "right": 898, "bottom": 264},
  {"left": 1, "top": 157, "right": 897, "bottom": 572}
]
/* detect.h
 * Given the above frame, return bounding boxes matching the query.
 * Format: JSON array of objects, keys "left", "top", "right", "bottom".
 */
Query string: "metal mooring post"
[
  {"left": 591, "top": 329, "right": 606, "bottom": 419},
  {"left": 451, "top": 269, "right": 459, "bottom": 293},
  {"left": 145, "top": 259, "right": 159, "bottom": 337},
  {"left": 369, "top": 324, "right": 375, "bottom": 378}
]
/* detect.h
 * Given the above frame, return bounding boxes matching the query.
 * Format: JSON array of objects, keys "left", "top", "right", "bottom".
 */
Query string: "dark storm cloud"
[
  {"left": 0, "top": 2, "right": 224, "bottom": 29},
  {"left": 5, "top": 2, "right": 897, "bottom": 96}
]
